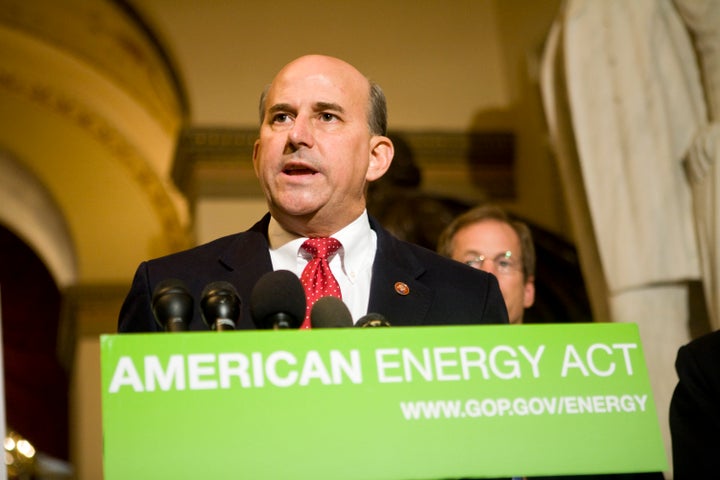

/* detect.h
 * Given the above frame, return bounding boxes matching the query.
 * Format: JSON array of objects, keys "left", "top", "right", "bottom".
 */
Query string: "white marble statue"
[{"left": 540, "top": 0, "right": 720, "bottom": 476}]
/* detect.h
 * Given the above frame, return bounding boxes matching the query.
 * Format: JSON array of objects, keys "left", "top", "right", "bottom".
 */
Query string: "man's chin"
[{"left": 271, "top": 202, "right": 321, "bottom": 220}]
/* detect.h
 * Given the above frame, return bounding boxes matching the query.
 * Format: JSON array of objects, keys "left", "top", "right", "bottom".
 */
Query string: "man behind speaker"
[{"left": 438, "top": 204, "right": 535, "bottom": 325}]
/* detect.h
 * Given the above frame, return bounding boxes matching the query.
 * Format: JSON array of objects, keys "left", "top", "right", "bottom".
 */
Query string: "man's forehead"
[
  {"left": 267, "top": 57, "right": 369, "bottom": 103},
  {"left": 460, "top": 221, "right": 522, "bottom": 248},
  {"left": 268, "top": 73, "right": 366, "bottom": 105},
  {"left": 277, "top": 55, "right": 365, "bottom": 82}
]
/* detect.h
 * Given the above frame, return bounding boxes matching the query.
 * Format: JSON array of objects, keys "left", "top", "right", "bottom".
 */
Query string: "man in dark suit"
[
  {"left": 669, "top": 329, "right": 720, "bottom": 478},
  {"left": 118, "top": 54, "right": 508, "bottom": 332}
]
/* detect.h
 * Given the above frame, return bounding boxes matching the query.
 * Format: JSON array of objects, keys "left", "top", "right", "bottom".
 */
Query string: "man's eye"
[
  {"left": 272, "top": 113, "right": 291, "bottom": 123},
  {"left": 320, "top": 113, "right": 337, "bottom": 122}
]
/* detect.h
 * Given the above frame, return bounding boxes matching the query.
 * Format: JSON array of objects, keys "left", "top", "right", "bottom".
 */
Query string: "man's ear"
[
  {"left": 252, "top": 139, "right": 261, "bottom": 176},
  {"left": 366, "top": 135, "right": 394, "bottom": 182},
  {"left": 523, "top": 276, "right": 536, "bottom": 309}
]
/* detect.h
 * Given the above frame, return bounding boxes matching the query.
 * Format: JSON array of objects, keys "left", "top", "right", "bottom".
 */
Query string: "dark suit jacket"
[
  {"left": 669, "top": 329, "right": 720, "bottom": 478},
  {"left": 118, "top": 214, "right": 509, "bottom": 331}
]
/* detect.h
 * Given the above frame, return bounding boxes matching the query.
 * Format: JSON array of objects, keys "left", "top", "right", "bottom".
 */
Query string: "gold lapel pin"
[{"left": 394, "top": 281, "right": 410, "bottom": 296}]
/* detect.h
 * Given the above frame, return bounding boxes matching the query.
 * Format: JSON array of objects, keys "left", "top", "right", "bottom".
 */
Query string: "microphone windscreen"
[
  {"left": 250, "top": 270, "right": 306, "bottom": 329},
  {"left": 311, "top": 296, "right": 353, "bottom": 328},
  {"left": 200, "top": 281, "right": 241, "bottom": 330},
  {"left": 356, "top": 312, "right": 391, "bottom": 327},
  {"left": 152, "top": 278, "right": 193, "bottom": 331}
]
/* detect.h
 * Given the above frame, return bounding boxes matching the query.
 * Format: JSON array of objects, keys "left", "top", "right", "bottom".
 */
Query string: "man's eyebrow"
[
  {"left": 267, "top": 102, "right": 344, "bottom": 116},
  {"left": 314, "top": 101, "right": 344, "bottom": 113},
  {"left": 268, "top": 103, "right": 294, "bottom": 115}
]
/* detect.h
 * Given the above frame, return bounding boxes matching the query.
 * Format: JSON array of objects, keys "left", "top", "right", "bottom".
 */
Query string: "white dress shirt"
[{"left": 267, "top": 210, "right": 377, "bottom": 323}]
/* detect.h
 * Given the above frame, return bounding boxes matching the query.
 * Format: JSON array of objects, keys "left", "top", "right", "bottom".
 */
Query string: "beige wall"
[{"left": 140, "top": 0, "right": 567, "bottom": 240}]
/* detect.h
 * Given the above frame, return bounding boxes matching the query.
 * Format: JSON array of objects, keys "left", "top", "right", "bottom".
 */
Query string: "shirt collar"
[{"left": 267, "top": 211, "right": 375, "bottom": 278}]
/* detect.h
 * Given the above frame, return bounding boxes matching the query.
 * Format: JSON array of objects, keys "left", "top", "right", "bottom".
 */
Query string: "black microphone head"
[
  {"left": 250, "top": 270, "right": 306, "bottom": 329},
  {"left": 152, "top": 279, "right": 193, "bottom": 332},
  {"left": 311, "top": 296, "right": 353, "bottom": 328},
  {"left": 200, "top": 281, "right": 241, "bottom": 331},
  {"left": 356, "top": 313, "right": 391, "bottom": 327}
]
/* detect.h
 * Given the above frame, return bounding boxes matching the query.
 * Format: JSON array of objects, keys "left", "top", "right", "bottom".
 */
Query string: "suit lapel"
[
  {"left": 367, "top": 218, "right": 434, "bottom": 326},
  {"left": 215, "top": 214, "right": 274, "bottom": 315}
]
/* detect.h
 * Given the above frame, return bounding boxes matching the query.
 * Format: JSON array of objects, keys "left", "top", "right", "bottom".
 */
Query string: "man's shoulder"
[
  {"left": 147, "top": 231, "right": 247, "bottom": 264},
  {"left": 681, "top": 329, "right": 720, "bottom": 359},
  {"left": 676, "top": 329, "right": 720, "bottom": 383},
  {"left": 375, "top": 221, "right": 493, "bottom": 281},
  {"left": 144, "top": 216, "right": 270, "bottom": 268}
]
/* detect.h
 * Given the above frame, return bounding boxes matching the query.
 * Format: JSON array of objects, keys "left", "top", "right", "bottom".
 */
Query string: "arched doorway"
[{"left": 0, "top": 224, "right": 68, "bottom": 460}]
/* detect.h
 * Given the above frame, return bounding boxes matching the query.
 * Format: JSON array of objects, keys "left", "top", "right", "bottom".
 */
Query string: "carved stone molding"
[
  {"left": 173, "top": 127, "right": 515, "bottom": 204},
  {"left": 0, "top": 67, "right": 190, "bottom": 252},
  {"left": 0, "top": 0, "right": 188, "bottom": 128}
]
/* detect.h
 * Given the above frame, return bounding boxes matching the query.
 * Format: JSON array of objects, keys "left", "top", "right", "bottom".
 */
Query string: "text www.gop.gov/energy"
[{"left": 400, "top": 394, "right": 649, "bottom": 420}]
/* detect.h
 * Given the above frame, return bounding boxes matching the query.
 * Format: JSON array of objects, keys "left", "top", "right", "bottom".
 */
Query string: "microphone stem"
[
  {"left": 214, "top": 318, "right": 236, "bottom": 331},
  {"left": 272, "top": 313, "right": 295, "bottom": 330},
  {"left": 166, "top": 317, "right": 188, "bottom": 332}
]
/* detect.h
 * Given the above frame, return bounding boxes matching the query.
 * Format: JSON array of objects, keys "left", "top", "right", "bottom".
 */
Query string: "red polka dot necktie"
[{"left": 300, "top": 237, "right": 342, "bottom": 329}]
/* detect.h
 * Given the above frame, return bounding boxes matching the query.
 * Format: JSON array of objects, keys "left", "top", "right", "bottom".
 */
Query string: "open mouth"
[
  {"left": 284, "top": 167, "right": 316, "bottom": 176},
  {"left": 283, "top": 163, "right": 317, "bottom": 176}
]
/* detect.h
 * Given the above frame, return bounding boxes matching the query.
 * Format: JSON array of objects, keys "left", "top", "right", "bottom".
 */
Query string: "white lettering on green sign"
[
  {"left": 375, "top": 345, "right": 546, "bottom": 383},
  {"left": 108, "top": 349, "right": 362, "bottom": 393},
  {"left": 560, "top": 343, "right": 638, "bottom": 377}
]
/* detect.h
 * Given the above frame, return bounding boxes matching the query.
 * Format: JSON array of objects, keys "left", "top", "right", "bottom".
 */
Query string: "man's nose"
[
  {"left": 288, "top": 116, "right": 314, "bottom": 148},
  {"left": 480, "top": 263, "right": 495, "bottom": 275}
]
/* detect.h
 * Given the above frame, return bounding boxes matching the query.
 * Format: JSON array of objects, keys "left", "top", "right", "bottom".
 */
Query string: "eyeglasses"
[{"left": 464, "top": 251, "right": 521, "bottom": 275}]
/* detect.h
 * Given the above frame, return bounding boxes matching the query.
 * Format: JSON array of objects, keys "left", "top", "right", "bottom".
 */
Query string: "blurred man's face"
[{"left": 450, "top": 219, "right": 535, "bottom": 324}]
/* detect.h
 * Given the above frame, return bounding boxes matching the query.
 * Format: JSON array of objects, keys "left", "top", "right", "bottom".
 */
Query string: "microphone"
[
  {"left": 250, "top": 270, "right": 306, "bottom": 329},
  {"left": 152, "top": 279, "right": 193, "bottom": 332},
  {"left": 200, "top": 281, "right": 241, "bottom": 331},
  {"left": 355, "top": 312, "right": 391, "bottom": 327},
  {"left": 310, "top": 296, "right": 353, "bottom": 328}
]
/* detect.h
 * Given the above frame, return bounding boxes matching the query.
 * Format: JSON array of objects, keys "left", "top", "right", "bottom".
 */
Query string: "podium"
[{"left": 101, "top": 323, "right": 666, "bottom": 479}]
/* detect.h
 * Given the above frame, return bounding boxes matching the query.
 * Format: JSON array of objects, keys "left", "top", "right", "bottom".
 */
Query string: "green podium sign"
[{"left": 101, "top": 323, "right": 666, "bottom": 479}]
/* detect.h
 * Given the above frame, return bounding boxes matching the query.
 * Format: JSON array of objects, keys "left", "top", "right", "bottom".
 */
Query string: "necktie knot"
[{"left": 302, "top": 237, "right": 341, "bottom": 260}]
